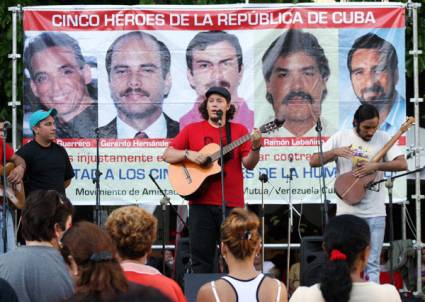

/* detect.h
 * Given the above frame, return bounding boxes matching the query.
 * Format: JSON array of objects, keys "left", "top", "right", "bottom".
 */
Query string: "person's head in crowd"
[
  {"left": 22, "top": 190, "right": 73, "bottom": 248},
  {"left": 352, "top": 103, "right": 380, "bottom": 142},
  {"left": 106, "top": 31, "right": 171, "bottom": 129},
  {"left": 111, "top": 286, "right": 172, "bottom": 302},
  {"left": 24, "top": 32, "right": 95, "bottom": 123},
  {"left": 262, "top": 29, "right": 330, "bottom": 136},
  {"left": 320, "top": 214, "right": 370, "bottom": 302},
  {"left": 29, "top": 108, "right": 57, "bottom": 144},
  {"left": 199, "top": 86, "right": 235, "bottom": 124},
  {"left": 347, "top": 33, "right": 399, "bottom": 114},
  {"left": 186, "top": 30, "right": 243, "bottom": 101},
  {"left": 220, "top": 208, "right": 261, "bottom": 262},
  {"left": 105, "top": 206, "right": 157, "bottom": 261},
  {"left": 60, "top": 221, "right": 129, "bottom": 301}
]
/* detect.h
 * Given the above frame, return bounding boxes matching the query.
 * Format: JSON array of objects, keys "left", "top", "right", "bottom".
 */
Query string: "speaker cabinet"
[
  {"left": 300, "top": 236, "right": 326, "bottom": 286},
  {"left": 184, "top": 273, "right": 224, "bottom": 302}
]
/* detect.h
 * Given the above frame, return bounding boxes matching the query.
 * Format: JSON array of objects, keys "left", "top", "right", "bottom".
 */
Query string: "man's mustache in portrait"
[
  {"left": 282, "top": 91, "right": 314, "bottom": 104},
  {"left": 120, "top": 87, "right": 150, "bottom": 98},
  {"left": 207, "top": 80, "right": 231, "bottom": 90}
]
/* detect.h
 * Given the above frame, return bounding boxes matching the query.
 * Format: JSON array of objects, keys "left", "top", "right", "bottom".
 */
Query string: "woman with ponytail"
[
  {"left": 290, "top": 214, "right": 401, "bottom": 302},
  {"left": 61, "top": 221, "right": 135, "bottom": 302},
  {"left": 197, "top": 208, "right": 287, "bottom": 302}
]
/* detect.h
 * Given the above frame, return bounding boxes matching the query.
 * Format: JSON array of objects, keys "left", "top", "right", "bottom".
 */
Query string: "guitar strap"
[{"left": 224, "top": 122, "right": 233, "bottom": 162}]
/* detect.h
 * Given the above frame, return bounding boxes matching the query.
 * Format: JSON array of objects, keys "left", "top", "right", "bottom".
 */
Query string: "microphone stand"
[
  {"left": 259, "top": 173, "right": 268, "bottom": 273},
  {"left": 285, "top": 156, "right": 297, "bottom": 289},
  {"left": 93, "top": 128, "right": 102, "bottom": 226},
  {"left": 260, "top": 172, "right": 301, "bottom": 280},
  {"left": 217, "top": 112, "right": 226, "bottom": 224},
  {"left": 149, "top": 173, "right": 192, "bottom": 274},
  {"left": 2, "top": 125, "right": 10, "bottom": 253},
  {"left": 315, "top": 118, "right": 330, "bottom": 229},
  {"left": 369, "top": 166, "right": 425, "bottom": 285}
]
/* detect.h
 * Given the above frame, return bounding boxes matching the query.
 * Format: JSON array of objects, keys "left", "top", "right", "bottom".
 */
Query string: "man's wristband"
[
  {"left": 184, "top": 149, "right": 189, "bottom": 159},
  {"left": 251, "top": 145, "right": 261, "bottom": 152}
]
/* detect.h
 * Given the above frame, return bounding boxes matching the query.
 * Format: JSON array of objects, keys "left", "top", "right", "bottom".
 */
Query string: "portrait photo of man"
[
  {"left": 261, "top": 29, "right": 333, "bottom": 137},
  {"left": 340, "top": 32, "right": 405, "bottom": 136},
  {"left": 98, "top": 31, "right": 178, "bottom": 139},
  {"left": 24, "top": 32, "right": 98, "bottom": 138},
  {"left": 179, "top": 30, "right": 254, "bottom": 132}
]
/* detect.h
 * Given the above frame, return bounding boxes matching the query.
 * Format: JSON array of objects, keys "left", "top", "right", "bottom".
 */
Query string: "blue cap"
[{"left": 29, "top": 108, "right": 57, "bottom": 129}]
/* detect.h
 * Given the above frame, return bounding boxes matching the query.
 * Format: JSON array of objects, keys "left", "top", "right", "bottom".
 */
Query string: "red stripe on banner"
[
  {"left": 22, "top": 138, "right": 172, "bottom": 148},
  {"left": 23, "top": 7, "right": 405, "bottom": 31},
  {"left": 263, "top": 136, "right": 407, "bottom": 147},
  {"left": 21, "top": 136, "right": 406, "bottom": 148}
]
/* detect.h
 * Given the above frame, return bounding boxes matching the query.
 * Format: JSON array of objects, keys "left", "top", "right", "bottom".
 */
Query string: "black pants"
[{"left": 188, "top": 205, "right": 232, "bottom": 273}]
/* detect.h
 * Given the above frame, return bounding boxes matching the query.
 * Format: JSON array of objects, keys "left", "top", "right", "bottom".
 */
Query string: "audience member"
[
  {"left": 196, "top": 208, "right": 287, "bottom": 302},
  {"left": 0, "top": 278, "right": 18, "bottom": 302},
  {"left": 106, "top": 206, "right": 186, "bottom": 302},
  {"left": 0, "top": 190, "right": 74, "bottom": 302},
  {"left": 290, "top": 214, "right": 401, "bottom": 302},
  {"left": 111, "top": 286, "right": 173, "bottom": 302},
  {"left": 60, "top": 221, "right": 134, "bottom": 302}
]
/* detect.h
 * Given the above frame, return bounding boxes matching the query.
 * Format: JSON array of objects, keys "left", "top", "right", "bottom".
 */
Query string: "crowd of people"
[{"left": 0, "top": 187, "right": 405, "bottom": 301}]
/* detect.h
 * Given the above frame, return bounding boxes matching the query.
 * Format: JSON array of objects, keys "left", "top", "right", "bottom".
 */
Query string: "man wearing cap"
[
  {"left": 16, "top": 109, "right": 74, "bottom": 196},
  {"left": 0, "top": 121, "right": 26, "bottom": 253},
  {"left": 163, "top": 86, "right": 261, "bottom": 273}
]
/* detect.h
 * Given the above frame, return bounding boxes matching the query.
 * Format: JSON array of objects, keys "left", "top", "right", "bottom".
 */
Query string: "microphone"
[
  {"left": 216, "top": 110, "right": 223, "bottom": 126},
  {"left": 2, "top": 121, "right": 11, "bottom": 129},
  {"left": 315, "top": 118, "right": 322, "bottom": 132},
  {"left": 288, "top": 154, "right": 296, "bottom": 180},
  {"left": 259, "top": 173, "right": 268, "bottom": 183}
]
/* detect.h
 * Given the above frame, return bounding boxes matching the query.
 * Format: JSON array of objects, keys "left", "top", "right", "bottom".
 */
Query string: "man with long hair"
[{"left": 163, "top": 86, "right": 261, "bottom": 273}]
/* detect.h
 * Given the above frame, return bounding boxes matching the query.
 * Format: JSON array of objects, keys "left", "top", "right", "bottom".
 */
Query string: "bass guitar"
[
  {"left": 168, "top": 119, "right": 284, "bottom": 199},
  {"left": 0, "top": 163, "right": 25, "bottom": 210},
  {"left": 334, "top": 117, "right": 415, "bottom": 205}
]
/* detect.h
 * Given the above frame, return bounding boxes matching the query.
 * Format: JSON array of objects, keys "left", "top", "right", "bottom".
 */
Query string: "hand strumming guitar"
[
  {"left": 186, "top": 150, "right": 209, "bottom": 165},
  {"left": 353, "top": 161, "right": 379, "bottom": 178}
]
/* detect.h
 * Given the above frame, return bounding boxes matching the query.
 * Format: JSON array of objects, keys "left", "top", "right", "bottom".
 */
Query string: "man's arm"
[
  {"left": 242, "top": 129, "right": 262, "bottom": 170},
  {"left": 162, "top": 147, "right": 208, "bottom": 165},
  {"left": 309, "top": 147, "right": 353, "bottom": 167},
  {"left": 8, "top": 154, "right": 26, "bottom": 184},
  {"left": 353, "top": 155, "right": 407, "bottom": 178}
]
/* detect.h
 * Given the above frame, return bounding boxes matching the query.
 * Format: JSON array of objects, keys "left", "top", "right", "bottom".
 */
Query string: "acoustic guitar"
[
  {"left": 168, "top": 119, "right": 284, "bottom": 198},
  {"left": 334, "top": 117, "right": 415, "bottom": 205},
  {"left": 0, "top": 163, "right": 25, "bottom": 210}
]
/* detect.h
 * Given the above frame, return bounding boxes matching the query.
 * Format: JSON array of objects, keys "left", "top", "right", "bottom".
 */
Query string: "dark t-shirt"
[{"left": 16, "top": 140, "right": 74, "bottom": 195}]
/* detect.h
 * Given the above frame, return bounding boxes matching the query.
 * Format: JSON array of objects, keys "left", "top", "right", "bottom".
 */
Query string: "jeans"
[
  {"left": 0, "top": 206, "right": 15, "bottom": 254},
  {"left": 188, "top": 205, "right": 232, "bottom": 273},
  {"left": 364, "top": 216, "right": 386, "bottom": 283}
]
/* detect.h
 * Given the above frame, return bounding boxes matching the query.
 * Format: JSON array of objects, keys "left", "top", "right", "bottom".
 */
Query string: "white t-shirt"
[
  {"left": 290, "top": 282, "right": 401, "bottom": 302},
  {"left": 323, "top": 129, "right": 403, "bottom": 218}
]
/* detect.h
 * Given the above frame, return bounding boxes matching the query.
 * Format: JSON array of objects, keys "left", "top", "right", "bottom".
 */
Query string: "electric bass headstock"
[
  {"left": 400, "top": 117, "right": 415, "bottom": 134},
  {"left": 259, "top": 119, "right": 285, "bottom": 134}
]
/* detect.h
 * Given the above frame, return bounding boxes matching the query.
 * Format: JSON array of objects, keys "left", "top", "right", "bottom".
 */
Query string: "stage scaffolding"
[{"left": 8, "top": 2, "right": 423, "bottom": 296}]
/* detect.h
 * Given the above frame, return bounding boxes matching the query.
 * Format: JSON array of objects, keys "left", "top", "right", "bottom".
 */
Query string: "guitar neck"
[
  {"left": 210, "top": 133, "right": 251, "bottom": 162},
  {"left": 370, "top": 130, "right": 402, "bottom": 163}
]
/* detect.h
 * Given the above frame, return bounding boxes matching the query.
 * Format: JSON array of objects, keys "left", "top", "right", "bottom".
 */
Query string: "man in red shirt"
[
  {"left": 1, "top": 121, "right": 26, "bottom": 253},
  {"left": 163, "top": 87, "right": 261, "bottom": 273}
]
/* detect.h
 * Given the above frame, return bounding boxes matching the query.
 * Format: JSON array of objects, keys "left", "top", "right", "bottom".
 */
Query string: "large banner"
[{"left": 22, "top": 4, "right": 407, "bottom": 205}]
